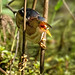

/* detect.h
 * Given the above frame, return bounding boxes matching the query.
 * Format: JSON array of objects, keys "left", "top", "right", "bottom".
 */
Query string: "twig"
[
  {"left": 0, "top": 67, "right": 8, "bottom": 75},
  {"left": 6, "top": 1, "right": 17, "bottom": 14},
  {"left": 32, "top": 0, "right": 37, "bottom": 10},
  {"left": 13, "top": 31, "right": 19, "bottom": 62},
  {"left": 9, "top": 31, "right": 19, "bottom": 75},
  {"left": 21, "top": 0, "right": 27, "bottom": 55},
  {"left": 23, "top": 0, "right": 27, "bottom": 31},
  {"left": 40, "top": 0, "right": 49, "bottom": 74},
  {"left": 63, "top": 0, "right": 75, "bottom": 22},
  {"left": 43, "top": 0, "right": 49, "bottom": 22},
  {"left": 40, "top": 46, "right": 45, "bottom": 74},
  {"left": 21, "top": 0, "right": 27, "bottom": 75}
]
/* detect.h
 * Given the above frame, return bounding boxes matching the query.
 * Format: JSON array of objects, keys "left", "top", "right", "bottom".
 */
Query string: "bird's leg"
[{"left": 39, "top": 32, "right": 46, "bottom": 49}]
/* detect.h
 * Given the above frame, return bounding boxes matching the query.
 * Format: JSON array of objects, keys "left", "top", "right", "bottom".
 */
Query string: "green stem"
[
  {"left": 51, "top": 11, "right": 56, "bottom": 24},
  {"left": 11, "top": 28, "right": 18, "bottom": 52},
  {"left": 0, "top": 0, "right": 2, "bottom": 14}
]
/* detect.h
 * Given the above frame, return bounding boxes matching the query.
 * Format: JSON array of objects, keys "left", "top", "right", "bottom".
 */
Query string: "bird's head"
[
  {"left": 27, "top": 18, "right": 52, "bottom": 37},
  {"left": 39, "top": 21, "right": 52, "bottom": 37}
]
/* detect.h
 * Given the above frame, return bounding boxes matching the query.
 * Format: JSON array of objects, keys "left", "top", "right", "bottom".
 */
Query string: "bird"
[{"left": 16, "top": 8, "right": 52, "bottom": 47}]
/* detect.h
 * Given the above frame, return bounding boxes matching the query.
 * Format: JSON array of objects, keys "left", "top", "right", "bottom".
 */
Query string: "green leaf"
[
  {"left": 51, "top": 19, "right": 61, "bottom": 26},
  {"left": 29, "top": 69, "right": 34, "bottom": 73},
  {"left": 65, "top": 55, "right": 69, "bottom": 60},
  {"left": 1, "top": 59, "right": 8, "bottom": 63},
  {"left": 0, "top": 45, "right": 5, "bottom": 52},
  {"left": 55, "top": 57, "right": 65, "bottom": 62},
  {"left": 55, "top": 0, "right": 63, "bottom": 11},
  {"left": 2, "top": 50, "right": 8, "bottom": 53}
]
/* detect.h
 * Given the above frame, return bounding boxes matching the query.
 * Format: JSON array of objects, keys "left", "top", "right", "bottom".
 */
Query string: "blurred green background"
[{"left": 0, "top": 0, "right": 75, "bottom": 75}]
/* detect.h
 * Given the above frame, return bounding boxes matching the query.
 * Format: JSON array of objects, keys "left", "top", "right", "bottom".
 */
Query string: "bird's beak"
[
  {"left": 45, "top": 29, "right": 52, "bottom": 37},
  {"left": 42, "top": 28, "right": 52, "bottom": 37},
  {"left": 40, "top": 22, "right": 52, "bottom": 37},
  {"left": 45, "top": 22, "right": 52, "bottom": 28},
  {"left": 44, "top": 22, "right": 52, "bottom": 37}
]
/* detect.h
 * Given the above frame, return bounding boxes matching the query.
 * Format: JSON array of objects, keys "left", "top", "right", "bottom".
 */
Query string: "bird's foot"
[
  {"left": 39, "top": 37, "right": 46, "bottom": 49},
  {"left": 39, "top": 42, "right": 46, "bottom": 49}
]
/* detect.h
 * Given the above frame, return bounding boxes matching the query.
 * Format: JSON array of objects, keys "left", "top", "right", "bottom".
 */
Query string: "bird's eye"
[
  {"left": 40, "top": 22, "right": 47, "bottom": 29},
  {"left": 40, "top": 24, "right": 47, "bottom": 30}
]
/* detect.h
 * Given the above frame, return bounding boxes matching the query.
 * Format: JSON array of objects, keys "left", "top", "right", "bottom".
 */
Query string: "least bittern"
[{"left": 16, "top": 8, "right": 52, "bottom": 48}]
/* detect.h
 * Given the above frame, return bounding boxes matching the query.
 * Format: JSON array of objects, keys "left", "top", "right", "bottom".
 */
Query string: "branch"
[
  {"left": 0, "top": 67, "right": 8, "bottom": 75},
  {"left": 23, "top": 0, "right": 27, "bottom": 31},
  {"left": 32, "top": 0, "right": 37, "bottom": 10},
  {"left": 43, "top": 0, "right": 49, "bottom": 22},
  {"left": 63, "top": 0, "right": 75, "bottom": 22},
  {"left": 21, "top": 0, "right": 27, "bottom": 75},
  {"left": 40, "top": 0, "right": 49, "bottom": 74},
  {"left": 6, "top": 1, "right": 17, "bottom": 14},
  {"left": 22, "top": 0, "right": 27, "bottom": 52}
]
